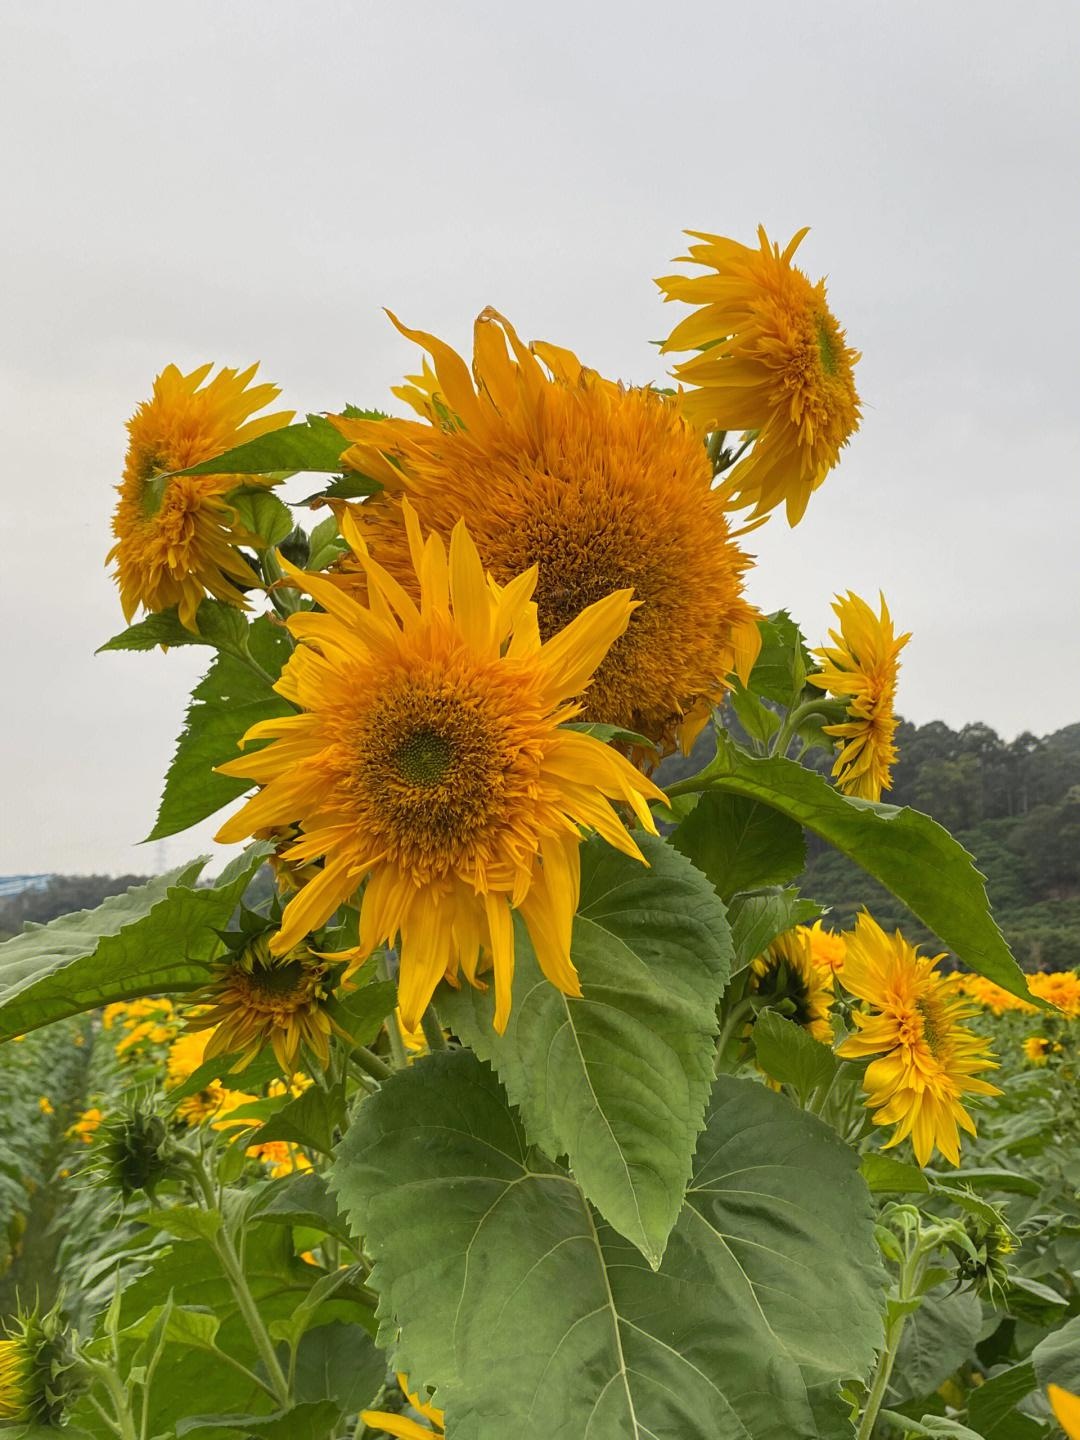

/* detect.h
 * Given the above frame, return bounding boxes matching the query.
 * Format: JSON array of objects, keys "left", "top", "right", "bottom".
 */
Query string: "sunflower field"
[{"left": 1, "top": 227, "right": 1077, "bottom": 1439}]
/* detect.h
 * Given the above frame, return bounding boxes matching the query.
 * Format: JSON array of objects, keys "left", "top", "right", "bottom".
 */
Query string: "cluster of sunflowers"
[{"left": 4, "top": 223, "right": 1078, "bottom": 1440}]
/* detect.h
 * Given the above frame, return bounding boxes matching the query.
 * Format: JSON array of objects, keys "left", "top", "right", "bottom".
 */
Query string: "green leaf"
[
  {"left": 1033, "top": 1313, "right": 1080, "bottom": 1394},
  {"left": 561, "top": 721, "right": 657, "bottom": 751},
  {"left": 121, "top": 1304, "right": 222, "bottom": 1352},
  {"left": 967, "top": 1361, "right": 1037, "bottom": 1436},
  {"left": 328, "top": 979, "right": 396, "bottom": 1049},
  {"left": 248, "top": 1173, "right": 352, "bottom": 1244},
  {"left": 166, "top": 415, "right": 356, "bottom": 479},
  {"left": 148, "top": 619, "right": 293, "bottom": 841},
  {"left": 331, "top": 1050, "right": 885, "bottom": 1440},
  {"left": 306, "top": 517, "right": 347, "bottom": 571},
  {"left": 440, "top": 835, "right": 731, "bottom": 1266},
  {"left": 227, "top": 487, "right": 295, "bottom": 547},
  {"left": 140, "top": 1206, "right": 223, "bottom": 1243},
  {"left": 859, "top": 1153, "right": 930, "bottom": 1195},
  {"left": 1005, "top": 1275, "right": 1068, "bottom": 1324},
  {"left": 748, "top": 611, "right": 811, "bottom": 707},
  {"left": 673, "top": 791, "right": 806, "bottom": 902},
  {"left": 694, "top": 736, "right": 1035, "bottom": 1003},
  {"left": 248, "top": 1083, "right": 346, "bottom": 1156},
  {"left": 752, "top": 1010, "right": 838, "bottom": 1102},
  {"left": 726, "top": 886, "right": 821, "bottom": 971},
  {"left": 890, "top": 1285, "right": 983, "bottom": 1403},
  {"left": 293, "top": 1322, "right": 384, "bottom": 1411},
  {"left": 0, "top": 844, "right": 272, "bottom": 1039},
  {"left": 98, "top": 600, "right": 253, "bottom": 655},
  {"left": 923, "top": 1167, "right": 1040, "bottom": 1198},
  {"left": 176, "top": 1403, "right": 341, "bottom": 1438},
  {"left": 880, "top": 1414, "right": 988, "bottom": 1439},
  {"left": 729, "top": 684, "right": 782, "bottom": 745}
]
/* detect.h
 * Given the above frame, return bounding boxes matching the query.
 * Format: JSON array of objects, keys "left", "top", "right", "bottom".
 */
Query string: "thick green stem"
[
  {"left": 85, "top": 1359, "right": 139, "bottom": 1440},
  {"left": 856, "top": 1249, "right": 925, "bottom": 1440},
  {"left": 352, "top": 1044, "right": 394, "bottom": 1082},
  {"left": 378, "top": 952, "right": 408, "bottom": 1069},
  {"left": 421, "top": 1003, "right": 449, "bottom": 1052},
  {"left": 185, "top": 1151, "right": 291, "bottom": 1407}
]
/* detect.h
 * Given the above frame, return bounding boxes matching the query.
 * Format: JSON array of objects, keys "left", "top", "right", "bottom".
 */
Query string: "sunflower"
[
  {"left": 1022, "top": 1035, "right": 1061, "bottom": 1067},
  {"left": 751, "top": 928, "right": 835, "bottom": 1043},
  {"left": 108, "top": 363, "right": 293, "bottom": 629},
  {"left": 363, "top": 1374, "right": 445, "bottom": 1439},
  {"left": 215, "top": 502, "right": 666, "bottom": 1032},
  {"left": 656, "top": 225, "right": 861, "bottom": 525},
  {"left": 165, "top": 1030, "right": 256, "bottom": 1126},
  {"left": 836, "top": 914, "right": 1001, "bottom": 1166},
  {"left": 326, "top": 308, "right": 762, "bottom": 754},
  {"left": 66, "top": 1107, "right": 103, "bottom": 1144},
  {"left": 800, "top": 918, "right": 847, "bottom": 976},
  {"left": 1050, "top": 1386, "right": 1080, "bottom": 1439},
  {"left": 0, "top": 1339, "right": 31, "bottom": 1422},
  {"left": 1029, "top": 970, "right": 1080, "bottom": 1017},
  {"left": 185, "top": 934, "right": 341, "bottom": 1074},
  {"left": 807, "top": 591, "right": 910, "bottom": 801}
]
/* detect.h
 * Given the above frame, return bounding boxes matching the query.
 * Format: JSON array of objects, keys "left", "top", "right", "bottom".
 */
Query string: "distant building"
[{"left": 0, "top": 874, "right": 54, "bottom": 900}]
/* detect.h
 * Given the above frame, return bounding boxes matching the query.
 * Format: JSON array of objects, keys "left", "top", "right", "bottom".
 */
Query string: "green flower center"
[
  {"left": 815, "top": 315, "right": 838, "bottom": 377},
  {"left": 394, "top": 728, "right": 454, "bottom": 787}
]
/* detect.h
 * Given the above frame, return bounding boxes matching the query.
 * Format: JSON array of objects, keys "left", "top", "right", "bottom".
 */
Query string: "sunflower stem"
[
  {"left": 351, "top": 1044, "right": 394, "bottom": 1082},
  {"left": 421, "top": 1003, "right": 449, "bottom": 1051},
  {"left": 855, "top": 1239, "right": 927, "bottom": 1439},
  {"left": 770, "top": 698, "right": 834, "bottom": 760},
  {"left": 184, "top": 1149, "right": 292, "bottom": 1407}
]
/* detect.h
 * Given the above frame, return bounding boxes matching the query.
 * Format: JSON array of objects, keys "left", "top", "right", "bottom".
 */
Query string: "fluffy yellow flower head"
[
  {"left": 751, "top": 928, "right": 835, "bottom": 1044},
  {"left": 1028, "top": 969, "right": 1080, "bottom": 1017},
  {"left": 363, "top": 1374, "right": 445, "bottom": 1439},
  {"left": 1022, "top": 1035, "right": 1059, "bottom": 1066},
  {"left": 185, "top": 934, "right": 341, "bottom": 1075},
  {"left": 800, "top": 919, "right": 847, "bottom": 976},
  {"left": 215, "top": 502, "right": 666, "bottom": 1032},
  {"left": 108, "top": 362, "right": 293, "bottom": 629},
  {"left": 327, "top": 308, "right": 762, "bottom": 754},
  {"left": 808, "top": 591, "right": 910, "bottom": 801},
  {"left": 836, "top": 914, "right": 1001, "bottom": 1166},
  {"left": 657, "top": 226, "right": 861, "bottom": 525},
  {"left": 1049, "top": 1386, "right": 1080, "bottom": 1439}
]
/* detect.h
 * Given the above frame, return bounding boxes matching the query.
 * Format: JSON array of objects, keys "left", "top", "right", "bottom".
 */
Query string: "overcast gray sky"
[{"left": 2, "top": 0, "right": 1078, "bottom": 877}]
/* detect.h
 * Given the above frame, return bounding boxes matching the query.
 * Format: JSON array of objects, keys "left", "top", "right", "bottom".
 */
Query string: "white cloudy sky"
[{"left": 2, "top": 0, "right": 1078, "bottom": 876}]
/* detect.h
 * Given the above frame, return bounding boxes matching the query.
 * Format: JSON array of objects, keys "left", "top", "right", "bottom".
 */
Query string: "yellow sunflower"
[
  {"left": 108, "top": 362, "right": 293, "bottom": 629},
  {"left": 836, "top": 914, "right": 1001, "bottom": 1166},
  {"left": 807, "top": 591, "right": 910, "bottom": 801},
  {"left": 800, "top": 919, "right": 847, "bottom": 976},
  {"left": 656, "top": 225, "right": 861, "bottom": 525},
  {"left": 1029, "top": 970, "right": 1080, "bottom": 1017},
  {"left": 1050, "top": 1386, "right": 1080, "bottom": 1439},
  {"left": 751, "top": 928, "right": 835, "bottom": 1043},
  {"left": 215, "top": 502, "right": 666, "bottom": 1032},
  {"left": 184, "top": 934, "right": 342, "bottom": 1074},
  {"left": 0, "top": 1338, "right": 31, "bottom": 1421},
  {"left": 1022, "top": 1035, "right": 1062, "bottom": 1067},
  {"left": 326, "top": 308, "right": 761, "bottom": 754},
  {"left": 66, "top": 1107, "right": 103, "bottom": 1144},
  {"left": 363, "top": 1374, "right": 445, "bottom": 1439}
]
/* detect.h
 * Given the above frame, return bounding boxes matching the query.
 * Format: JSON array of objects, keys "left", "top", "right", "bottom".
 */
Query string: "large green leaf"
[
  {"left": 1033, "top": 1313, "right": 1080, "bottom": 1393},
  {"left": 98, "top": 599, "right": 250, "bottom": 655},
  {"left": 727, "top": 886, "right": 821, "bottom": 971},
  {"left": 440, "top": 835, "right": 731, "bottom": 1266},
  {"left": 889, "top": 1286, "right": 983, "bottom": 1404},
  {"left": 166, "top": 414, "right": 364, "bottom": 480},
  {"left": 692, "top": 737, "right": 1034, "bottom": 1002},
  {"left": 148, "top": 617, "right": 293, "bottom": 841},
  {"left": 331, "top": 1050, "right": 885, "bottom": 1440},
  {"left": 0, "top": 844, "right": 272, "bottom": 1039},
  {"left": 673, "top": 791, "right": 806, "bottom": 901}
]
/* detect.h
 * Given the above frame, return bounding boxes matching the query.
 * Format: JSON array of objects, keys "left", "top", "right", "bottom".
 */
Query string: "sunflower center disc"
[{"left": 394, "top": 728, "right": 454, "bottom": 787}]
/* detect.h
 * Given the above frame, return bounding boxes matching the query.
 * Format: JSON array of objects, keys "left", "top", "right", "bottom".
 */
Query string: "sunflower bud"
[
  {"left": 949, "top": 1210, "right": 1014, "bottom": 1301},
  {"left": 96, "top": 1105, "right": 183, "bottom": 1200},
  {"left": 0, "top": 1303, "right": 84, "bottom": 1426}
]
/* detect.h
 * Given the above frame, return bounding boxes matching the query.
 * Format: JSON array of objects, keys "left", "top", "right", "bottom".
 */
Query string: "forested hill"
[
  {"left": 804, "top": 718, "right": 1080, "bottom": 970},
  {"left": 4, "top": 720, "right": 1078, "bottom": 968}
]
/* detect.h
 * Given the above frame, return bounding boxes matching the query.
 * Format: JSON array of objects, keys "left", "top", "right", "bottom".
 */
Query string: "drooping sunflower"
[
  {"left": 108, "top": 363, "right": 293, "bottom": 629},
  {"left": 1049, "top": 1386, "right": 1080, "bottom": 1439},
  {"left": 751, "top": 928, "right": 835, "bottom": 1043},
  {"left": 836, "top": 914, "right": 1001, "bottom": 1166},
  {"left": 362, "top": 1374, "right": 445, "bottom": 1439},
  {"left": 184, "top": 934, "right": 341, "bottom": 1074},
  {"left": 326, "top": 308, "right": 762, "bottom": 754},
  {"left": 656, "top": 225, "right": 861, "bottom": 525},
  {"left": 808, "top": 591, "right": 910, "bottom": 801},
  {"left": 0, "top": 1338, "right": 31, "bottom": 1422},
  {"left": 0, "top": 1309, "right": 80, "bottom": 1426},
  {"left": 215, "top": 502, "right": 666, "bottom": 1032}
]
